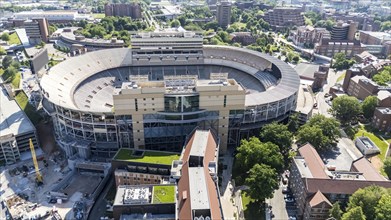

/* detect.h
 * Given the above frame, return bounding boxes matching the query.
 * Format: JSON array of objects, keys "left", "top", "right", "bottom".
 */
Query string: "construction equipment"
[{"left": 29, "top": 139, "right": 43, "bottom": 185}]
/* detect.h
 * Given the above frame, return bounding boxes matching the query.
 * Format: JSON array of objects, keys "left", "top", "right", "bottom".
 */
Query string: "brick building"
[
  {"left": 315, "top": 39, "right": 365, "bottom": 58},
  {"left": 104, "top": 3, "right": 142, "bottom": 19},
  {"left": 262, "top": 7, "right": 305, "bottom": 30},
  {"left": 290, "top": 26, "right": 330, "bottom": 47}
]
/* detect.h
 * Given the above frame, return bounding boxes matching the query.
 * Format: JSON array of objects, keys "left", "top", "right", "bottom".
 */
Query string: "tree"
[
  {"left": 236, "top": 137, "right": 284, "bottom": 173},
  {"left": 330, "top": 202, "right": 343, "bottom": 220},
  {"left": 297, "top": 125, "right": 326, "bottom": 150},
  {"left": 244, "top": 163, "right": 279, "bottom": 202},
  {"left": 332, "top": 53, "right": 355, "bottom": 70},
  {"left": 0, "top": 46, "right": 6, "bottom": 55},
  {"left": 375, "top": 194, "right": 391, "bottom": 220},
  {"left": 384, "top": 158, "right": 391, "bottom": 179},
  {"left": 1, "top": 33, "right": 10, "bottom": 41},
  {"left": 347, "top": 185, "right": 388, "bottom": 220},
  {"left": 362, "top": 96, "right": 378, "bottom": 119},
  {"left": 260, "top": 122, "right": 293, "bottom": 158},
  {"left": 307, "top": 114, "right": 341, "bottom": 143},
  {"left": 373, "top": 66, "right": 391, "bottom": 86},
  {"left": 330, "top": 95, "right": 361, "bottom": 125},
  {"left": 170, "top": 19, "right": 180, "bottom": 27},
  {"left": 342, "top": 207, "right": 366, "bottom": 220},
  {"left": 2, "top": 55, "right": 13, "bottom": 69},
  {"left": 287, "top": 112, "right": 300, "bottom": 133}
]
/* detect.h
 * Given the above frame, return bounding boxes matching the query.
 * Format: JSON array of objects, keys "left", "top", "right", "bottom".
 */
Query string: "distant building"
[
  {"left": 24, "top": 18, "right": 49, "bottom": 44},
  {"left": 354, "top": 136, "right": 380, "bottom": 155},
  {"left": 216, "top": 1, "right": 232, "bottom": 28},
  {"left": 0, "top": 89, "right": 38, "bottom": 164},
  {"left": 230, "top": 32, "right": 255, "bottom": 46},
  {"left": 294, "top": 84, "right": 314, "bottom": 125},
  {"left": 14, "top": 10, "right": 92, "bottom": 23},
  {"left": 290, "top": 26, "right": 330, "bottom": 47},
  {"left": 104, "top": 3, "right": 142, "bottom": 19},
  {"left": 315, "top": 39, "right": 364, "bottom": 58},
  {"left": 359, "top": 31, "right": 391, "bottom": 58},
  {"left": 331, "top": 21, "right": 357, "bottom": 41},
  {"left": 262, "top": 7, "right": 305, "bottom": 30},
  {"left": 290, "top": 143, "right": 391, "bottom": 220}
]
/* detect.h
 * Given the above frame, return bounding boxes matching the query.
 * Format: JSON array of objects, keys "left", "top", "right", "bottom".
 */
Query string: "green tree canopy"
[
  {"left": 287, "top": 112, "right": 300, "bottom": 133},
  {"left": 332, "top": 52, "right": 355, "bottom": 70},
  {"left": 244, "top": 163, "right": 279, "bottom": 202},
  {"left": 297, "top": 114, "right": 341, "bottom": 151},
  {"left": 362, "top": 96, "right": 378, "bottom": 119},
  {"left": 342, "top": 206, "right": 366, "bottom": 220},
  {"left": 347, "top": 185, "right": 388, "bottom": 220},
  {"left": 384, "top": 157, "right": 391, "bottom": 180},
  {"left": 235, "top": 137, "right": 284, "bottom": 174},
  {"left": 0, "top": 46, "right": 6, "bottom": 55},
  {"left": 330, "top": 201, "right": 343, "bottom": 220},
  {"left": 1, "top": 33, "right": 10, "bottom": 41},
  {"left": 330, "top": 95, "right": 361, "bottom": 125},
  {"left": 373, "top": 66, "right": 391, "bottom": 86},
  {"left": 260, "top": 122, "right": 293, "bottom": 158},
  {"left": 2, "top": 55, "right": 13, "bottom": 69},
  {"left": 375, "top": 194, "right": 391, "bottom": 220}
]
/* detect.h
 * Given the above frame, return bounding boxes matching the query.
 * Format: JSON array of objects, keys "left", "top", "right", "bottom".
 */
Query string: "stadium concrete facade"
[{"left": 40, "top": 33, "right": 300, "bottom": 157}]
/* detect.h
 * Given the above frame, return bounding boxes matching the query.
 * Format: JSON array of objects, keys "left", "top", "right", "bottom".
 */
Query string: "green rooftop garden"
[
  {"left": 114, "top": 148, "right": 180, "bottom": 165},
  {"left": 152, "top": 185, "right": 175, "bottom": 204}
]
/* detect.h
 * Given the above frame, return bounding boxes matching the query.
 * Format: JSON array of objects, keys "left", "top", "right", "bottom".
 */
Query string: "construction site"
[{"left": 0, "top": 140, "right": 111, "bottom": 220}]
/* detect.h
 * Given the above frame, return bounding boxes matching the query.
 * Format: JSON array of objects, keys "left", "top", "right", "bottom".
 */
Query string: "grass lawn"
[
  {"left": 11, "top": 72, "right": 20, "bottom": 88},
  {"left": 354, "top": 125, "right": 390, "bottom": 160},
  {"left": 152, "top": 185, "right": 175, "bottom": 204},
  {"left": 337, "top": 71, "right": 346, "bottom": 82},
  {"left": 241, "top": 192, "right": 265, "bottom": 220},
  {"left": 92, "top": 13, "right": 105, "bottom": 19},
  {"left": 8, "top": 32, "right": 21, "bottom": 45},
  {"left": 114, "top": 148, "right": 180, "bottom": 165},
  {"left": 14, "top": 91, "right": 43, "bottom": 125}
]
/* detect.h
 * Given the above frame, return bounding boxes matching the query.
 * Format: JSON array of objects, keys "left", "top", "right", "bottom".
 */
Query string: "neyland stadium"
[{"left": 40, "top": 32, "right": 300, "bottom": 157}]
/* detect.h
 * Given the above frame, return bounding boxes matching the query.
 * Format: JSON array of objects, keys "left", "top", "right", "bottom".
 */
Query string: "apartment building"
[
  {"left": 346, "top": 75, "right": 379, "bottom": 100},
  {"left": 315, "top": 39, "right": 365, "bottom": 58},
  {"left": 104, "top": 3, "right": 142, "bottom": 19},
  {"left": 262, "top": 7, "right": 305, "bottom": 30},
  {"left": 290, "top": 26, "right": 330, "bottom": 47},
  {"left": 330, "top": 21, "right": 357, "bottom": 41},
  {"left": 373, "top": 108, "right": 391, "bottom": 132},
  {"left": 290, "top": 143, "right": 391, "bottom": 220}
]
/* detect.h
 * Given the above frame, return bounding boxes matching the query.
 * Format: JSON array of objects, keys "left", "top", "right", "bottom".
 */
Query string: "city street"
[
  {"left": 267, "top": 182, "right": 291, "bottom": 220},
  {"left": 220, "top": 148, "right": 237, "bottom": 220}
]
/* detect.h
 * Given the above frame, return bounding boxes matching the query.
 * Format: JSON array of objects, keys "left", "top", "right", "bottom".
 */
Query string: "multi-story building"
[
  {"left": 262, "top": 7, "right": 305, "bottom": 30},
  {"left": 290, "top": 143, "right": 391, "bottom": 220},
  {"left": 104, "top": 3, "right": 142, "bottom": 19},
  {"left": 330, "top": 21, "right": 357, "bottom": 41},
  {"left": 346, "top": 75, "right": 379, "bottom": 100},
  {"left": 373, "top": 108, "right": 391, "bottom": 132},
  {"left": 112, "top": 129, "right": 223, "bottom": 220},
  {"left": 0, "top": 89, "right": 38, "bottom": 164},
  {"left": 230, "top": 32, "right": 256, "bottom": 46},
  {"left": 216, "top": 1, "right": 232, "bottom": 28},
  {"left": 359, "top": 31, "right": 391, "bottom": 58},
  {"left": 290, "top": 26, "right": 330, "bottom": 47},
  {"left": 314, "top": 39, "right": 365, "bottom": 58},
  {"left": 24, "top": 18, "right": 49, "bottom": 44}
]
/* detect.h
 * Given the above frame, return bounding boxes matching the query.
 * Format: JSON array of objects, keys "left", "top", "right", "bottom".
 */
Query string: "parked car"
[{"left": 285, "top": 197, "right": 295, "bottom": 203}]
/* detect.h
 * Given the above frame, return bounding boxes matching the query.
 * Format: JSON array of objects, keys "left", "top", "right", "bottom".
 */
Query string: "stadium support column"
[
  {"left": 218, "top": 110, "right": 230, "bottom": 154},
  {"left": 132, "top": 114, "right": 145, "bottom": 149}
]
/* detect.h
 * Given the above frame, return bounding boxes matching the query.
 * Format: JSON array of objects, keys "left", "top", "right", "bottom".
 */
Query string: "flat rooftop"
[
  {"left": 188, "top": 167, "right": 209, "bottom": 210},
  {"left": 114, "top": 185, "right": 176, "bottom": 206},
  {"left": 360, "top": 31, "right": 391, "bottom": 40},
  {"left": 113, "top": 149, "right": 180, "bottom": 165},
  {"left": 0, "top": 89, "right": 35, "bottom": 137}
]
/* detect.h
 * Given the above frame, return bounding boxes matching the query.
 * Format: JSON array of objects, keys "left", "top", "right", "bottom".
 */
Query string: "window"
[
  {"left": 135, "top": 99, "right": 138, "bottom": 111},
  {"left": 223, "top": 95, "right": 227, "bottom": 107}
]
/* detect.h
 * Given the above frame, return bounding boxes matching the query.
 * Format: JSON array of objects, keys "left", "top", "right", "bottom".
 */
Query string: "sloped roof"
[
  {"left": 298, "top": 143, "right": 329, "bottom": 179},
  {"left": 309, "top": 190, "right": 332, "bottom": 208}
]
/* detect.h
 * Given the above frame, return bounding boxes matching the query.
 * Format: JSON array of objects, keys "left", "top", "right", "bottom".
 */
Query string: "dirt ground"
[
  {"left": 368, "top": 156, "right": 383, "bottom": 172},
  {"left": 61, "top": 174, "right": 101, "bottom": 196},
  {"left": 36, "top": 121, "right": 58, "bottom": 156}
]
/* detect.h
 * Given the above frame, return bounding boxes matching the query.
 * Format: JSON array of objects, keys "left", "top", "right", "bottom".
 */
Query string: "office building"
[
  {"left": 290, "top": 26, "right": 330, "bottom": 47},
  {"left": 314, "top": 39, "right": 365, "bottom": 58},
  {"left": 216, "top": 1, "right": 232, "bottom": 28}
]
